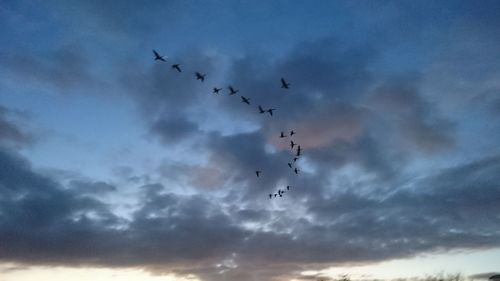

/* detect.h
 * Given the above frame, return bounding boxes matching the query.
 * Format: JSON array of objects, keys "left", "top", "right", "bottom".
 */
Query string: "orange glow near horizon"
[{"left": 0, "top": 265, "right": 199, "bottom": 281}]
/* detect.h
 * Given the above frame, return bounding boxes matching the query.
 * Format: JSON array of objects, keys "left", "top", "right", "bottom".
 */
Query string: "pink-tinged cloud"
[
  {"left": 267, "top": 104, "right": 366, "bottom": 151},
  {"left": 189, "top": 166, "right": 228, "bottom": 189}
]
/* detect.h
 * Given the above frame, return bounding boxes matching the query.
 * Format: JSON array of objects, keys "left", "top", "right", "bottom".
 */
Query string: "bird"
[
  {"left": 228, "top": 86, "right": 239, "bottom": 95},
  {"left": 294, "top": 168, "right": 299, "bottom": 174},
  {"left": 297, "top": 145, "right": 302, "bottom": 155},
  {"left": 153, "top": 50, "right": 166, "bottom": 62},
  {"left": 256, "top": 171, "right": 261, "bottom": 177},
  {"left": 213, "top": 87, "right": 222, "bottom": 94},
  {"left": 281, "top": 78, "right": 290, "bottom": 89},
  {"left": 293, "top": 157, "right": 299, "bottom": 162},
  {"left": 241, "top": 96, "right": 250, "bottom": 105},
  {"left": 274, "top": 193, "right": 277, "bottom": 197},
  {"left": 267, "top": 108, "right": 276, "bottom": 116},
  {"left": 172, "top": 64, "right": 182, "bottom": 72},
  {"left": 195, "top": 72, "right": 206, "bottom": 81},
  {"left": 296, "top": 150, "right": 301, "bottom": 156},
  {"left": 279, "top": 193, "right": 283, "bottom": 197},
  {"left": 258, "top": 105, "right": 266, "bottom": 114},
  {"left": 290, "top": 130, "right": 295, "bottom": 136},
  {"left": 286, "top": 185, "right": 290, "bottom": 190},
  {"left": 269, "top": 194, "right": 272, "bottom": 199},
  {"left": 280, "top": 131, "right": 286, "bottom": 138},
  {"left": 288, "top": 163, "right": 293, "bottom": 168},
  {"left": 290, "top": 140, "right": 296, "bottom": 149}
]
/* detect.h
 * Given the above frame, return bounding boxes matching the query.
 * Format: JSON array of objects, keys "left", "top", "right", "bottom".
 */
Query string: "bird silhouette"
[
  {"left": 286, "top": 185, "right": 290, "bottom": 190},
  {"left": 153, "top": 50, "right": 166, "bottom": 62},
  {"left": 256, "top": 171, "right": 261, "bottom": 177},
  {"left": 213, "top": 87, "right": 222, "bottom": 94},
  {"left": 293, "top": 157, "right": 299, "bottom": 162},
  {"left": 288, "top": 163, "right": 293, "bottom": 168},
  {"left": 228, "top": 86, "right": 239, "bottom": 95},
  {"left": 274, "top": 193, "right": 277, "bottom": 197},
  {"left": 172, "top": 64, "right": 182, "bottom": 72},
  {"left": 281, "top": 78, "right": 290, "bottom": 89},
  {"left": 294, "top": 168, "right": 299, "bottom": 174},
  {"left": 269, "top": 194, "right": 272, "bottom": 199},
  {"left": 280, "top": 131, "right": 286, "bottom": 138},
  {"left": 195, "top": 72, "right": 206, "bottom": 81},
  {"left": 258, "top": 105, "right": 266, "bottom": 114},
  {"left": 290, "top": 130, "right": 295, "bottom": 136},
  {"left": 267, "top": 108, "right": 276, "bottom": 116},
  {"left": 290, "top": 140, "right": 296, "bottom": 149},
  {"left": 241, "top": 96, "right": 250, "bottom": 105}
]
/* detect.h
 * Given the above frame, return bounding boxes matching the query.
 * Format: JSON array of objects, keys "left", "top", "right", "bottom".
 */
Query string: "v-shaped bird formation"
[{"left": 152, "top": 49, "right": 303, "bottom": 199}]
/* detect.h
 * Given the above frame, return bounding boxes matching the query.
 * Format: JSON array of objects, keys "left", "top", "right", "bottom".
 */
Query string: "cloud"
[
  {"left": 0, "top": 44, "right": 103, "bottom": 94},
  {"left": 0, "top": 105, "right": 34, "bottom": 148},
  {"left": 2, "top": 145, "right": 500, "bottom": 281},
  {"left": 366, "top": 76, "right": 455, "bottom": 153},
  {"left": 469, "top": 273, "right": 500, "bottom": 280},
  {"left": 150, "top": 116, "right": 199, "bottom": 144}
]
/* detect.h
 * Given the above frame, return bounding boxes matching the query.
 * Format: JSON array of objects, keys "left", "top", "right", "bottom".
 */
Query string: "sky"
[{"left": 1, "top": 1, "right": 500, "bottom": 281}]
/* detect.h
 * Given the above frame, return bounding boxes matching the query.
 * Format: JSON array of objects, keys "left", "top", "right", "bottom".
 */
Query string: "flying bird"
[
  {"left": 290, "top": 130, "right": 295, "bottom": 136},
  {"left": 280, "top": 131, "right": 286, "bottom": 138},
  {"left": 195, "top": 72, "right": 206, "bottom": 81},
  {"left": 269, "top": 194, "right": 272, "bottom": 199},
  {"left": 241, "top": 96, "right": 251, "bottom": 105},
  {"left": 256, "top": 171, "right": 261, "bottom": 177},
  {"left": 153, "top": 50, "right": 166, "bottom": 62},
  {"left": 288, "top": 163, "right": 293, "bottom": 168},
  {"left": 228, "top": 86, "right": 239, "bottom": 95},
  {"left": 281, "top": 78, "right": 290, "bottom": 89},
  {"left": 286, "top": 185, "right": 290, "bottom": 190},
  {"left": 258, "top": 105, "right": 266, "bottom": 114},
  {"left": 293, "top": 157, "right": 299, "bottom": 162},
  {"left": 294, "top": 168, "right": 299, "bottom": 174},
  {"left": 171, "top": 64, "right": 182, "bottom": 72},
  {"left": 267, "top": 108, "right": 276, "bottom": 116},
  {"left": 213, "top": 87, "right": 222, "bottom": 94},
  {"left": 290, "top": 140, "right": 296, "bottom": 149}
]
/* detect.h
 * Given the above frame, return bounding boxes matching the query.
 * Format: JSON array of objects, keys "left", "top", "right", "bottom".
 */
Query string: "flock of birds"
[{"left": 153, "top": 49, "right": 304, "bottom": 199}]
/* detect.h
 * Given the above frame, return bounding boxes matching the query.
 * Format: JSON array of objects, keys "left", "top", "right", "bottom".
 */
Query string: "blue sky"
[{"left": 1, "top": 1, "right": 500, "bottom": 281}]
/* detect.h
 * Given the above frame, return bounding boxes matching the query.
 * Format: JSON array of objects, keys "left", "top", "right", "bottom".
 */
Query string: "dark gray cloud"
[
  {"left": 0, "top": 44, "right": 103, "bottom": 94},
  {"left": 0, "top": 148, "right": 122, "bottom": 265},
  {"left": 367, "top": 76, "right": 455, "bottom": 153},
  {"left": 2, "top": 146, "right": 500, "bottom": 281},
  {"left": 150, "top": 115, "right": 199, "bottom": 144},
  {"left": 0, "top": 105, "right": 34, "bottom": 148},
  {"left": 68, "top": 180, "right": 117, "bottom": 194},
  {"left": 469, "top": 273, "right": 500, "bottom": 280}
]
